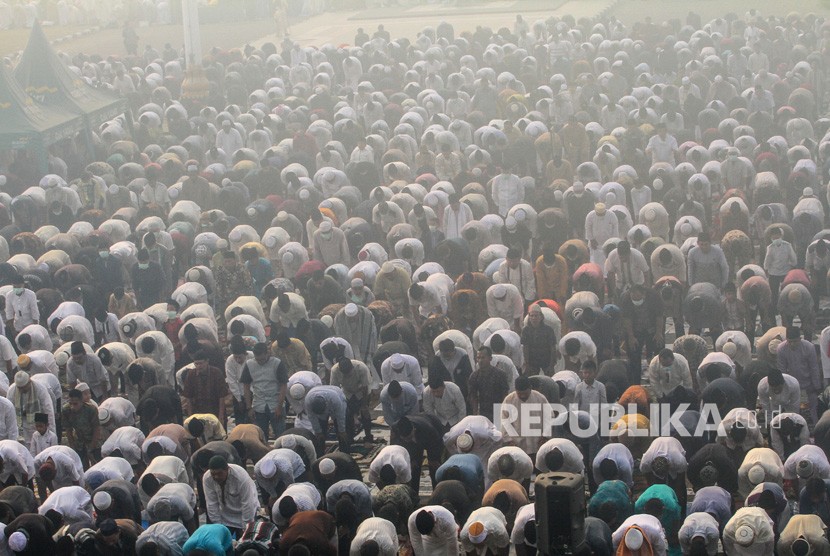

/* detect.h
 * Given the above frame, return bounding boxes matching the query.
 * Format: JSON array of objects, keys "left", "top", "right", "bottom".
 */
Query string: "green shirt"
[{"left": 61, "top": 402, "right": 99, "bottom": 447}]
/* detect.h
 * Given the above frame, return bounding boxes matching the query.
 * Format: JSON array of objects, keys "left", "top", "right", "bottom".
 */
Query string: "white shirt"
[
  {"left": 350, "top": 145, "right": 375, "bottom": 164},
  {"left": 408, "top": 505, "right": 459, "bottom": 556},
  {"left": 34, "top": 445, "right": 84, "bottom": 488},
  {"left": 491, "top": 173, "right": 523, "bottom": 217},
  {"left": 0, "top": 439, "right": 34, "bottom": 483},
  {"left": 380, "top": 354, "right": 423, "bottom": 398},
  {"left": 203, "top": 463, "right": 260, "bottom": 530},
  {"left": 764, "top": 240, "right": 797, "bottom": 276},
  {"left": 443, "top": 203, "right": 473, "bottom": 240},
  {"left": 613, "top": 514, "right": 669, "bottom": 555},
  {"left": 38, "top": 485, "right": 93, "bottom": 525},
  {"left": 605, "top": 248, "right": 649, "bottom": 290},
  {"left": 485, "top": 284, "right": 524, "bottom": 322},
  {"left": 646, "top": 133, "right": 678, "bottom": 165},
  {"left": 592, "top": 443, "right": 635, "bottom": 486},
  {"left": 460, "top": 507, "right": 510, "bottom": 553},
  {"left": 101, "top": 425, "right": 145, "bottom": 465},
  {"left": 497, "top": 259, "right": 536, "bottom": 302},
  {"left": 423, "top": 382, "right": 466, "bottom": 427},
  {"left": 640, "top": 436, "right": 688, "bottom": 478},
  {"left": 486, "top": 446, "right": 534, "bottom": 486},
  {"left": 0, "top": 396, "right": 18, "bottom": 441},
  {"left": 368, "top": 445, "right": 412, "bottom": 485},
  {"left": 536, "top": 438, "right": 584, "bottom": 473},
  {"left": 253, "top": 449, "right": 306, "bottom": 497},
  {"left": 757, "top": 374, "right": 801, "bottom": 415},
  {"left": 351, "top": 517, "right": 399, "bottom": 556},
  {"left": 6, "top": 288, "right": 41, "bottom": 332},
  {"left": 216, "top": 127, "right": 244, "bottom": 155},
  {"left": 84, "top": 456, "right": 134, "bottom": 484},
  {"left": 272, "top": 482, "right": 321, "bottom": 526},
  {"left": 136, "top": 522, "right": 189, "bottom": 556},
  {"left": 584, "top": 210, "right": 619, "bottom": 246},
  {"left": 138, "top": 455, "right": 189, "bottom": 507},
  {"left": 147, "top": 482, "right": 198, "bottom": 522},
  {"left": 646, "top": 353, "right": 692, "bottom": 398}
]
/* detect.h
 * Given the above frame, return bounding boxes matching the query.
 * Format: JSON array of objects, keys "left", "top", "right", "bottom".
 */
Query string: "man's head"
[
  {"left": 438, "top": 338, "right": 455, "bottom": 359},
  {"left": 34, "top": 412, "right": 48, "bottom": 435},
  {"left": 658, "top": 348, "right": 675, "bottom": 368},
  {"left": 253, "top": 342, "right": 270, "bottom": 364},
  {"left": 223, "top": 251, "right": 238, "bottom": 269},
  {"left": 697, "top": 232, "right": 711, "bottom": 251},
  {"left": 580, "top": 360, "right": 597, "bottom": 384},
  {"left": 67, "top": 389, "right": 83, "bottom": 412},
  {"left": 192, "top": 351, "right": 209, "bottom": 371},
  {"left": 767, "top": 369, "right": 785, "bottom": 395},
  {"left": 208, "top": 455, "right": 229, "bottom": 484},
  {"left": 476, "top": 346, "right": 492, "bottom": 367},
  {"left": 71, "top": 341, "right": 86, "bottom": 364},
  {"left": 787, "top": 326, "right": 801, "bottom": 349},
  {"left": 506, "top": 247, "right": 522, "bottom": 269},
  {"left": 515, "top": 376, "right": 532, "bottom": 401},
  {"left": 98, "top": 519, "right": 120, "bottom": 546}
]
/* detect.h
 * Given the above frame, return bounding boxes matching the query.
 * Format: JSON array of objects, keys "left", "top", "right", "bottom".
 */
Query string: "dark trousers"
[
  {"left": 255, "top": 405, "right": 285, "bottom": 441},
  {"left": 345, "top": 396, "right": 372, "bottom": 441},
  {"left": 233, "top": 399, "right": 249, "bottom": 425},
  {"left": 627, "top": 331, "right": 662, "bottom": 385}
]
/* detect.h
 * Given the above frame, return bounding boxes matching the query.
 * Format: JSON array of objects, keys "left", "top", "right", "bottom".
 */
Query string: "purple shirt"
[{"left": 777, "top": 340, "right": 822, "bottom": 392}]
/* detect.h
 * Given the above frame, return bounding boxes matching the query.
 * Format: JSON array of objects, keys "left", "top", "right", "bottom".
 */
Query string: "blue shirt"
[
  {"left": 436, "top": 453, "right": 484, "bottom": 494},
  {"left": 379, "top": 381, "right": 418, "bottom": 425},
  {"left": 183, "top": 523, "right": 233, "bottom": 555},
  {"left": 246, "top": 257, "right": 273, "bottom": 298}
]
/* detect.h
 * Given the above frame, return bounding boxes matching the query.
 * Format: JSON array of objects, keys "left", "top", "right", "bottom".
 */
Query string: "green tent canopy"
[
  {"left": 14, "top": 20, "right": 126, "bottom": 129},
  {"left": 0, "top": 62, "right": 84, "bottom": 152}
]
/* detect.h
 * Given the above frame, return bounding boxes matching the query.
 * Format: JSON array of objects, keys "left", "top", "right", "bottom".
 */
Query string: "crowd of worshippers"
[{"left": 6, "top": 4, "right": 830, "bottom": 556}]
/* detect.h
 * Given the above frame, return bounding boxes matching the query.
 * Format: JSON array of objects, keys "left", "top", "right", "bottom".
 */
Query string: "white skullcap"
[
  {"left": 319, "top": 221, "right": 333, "bottom": 233},
  {"left": 320, "top": 200, "right": 332, "bottom": 209},
  {"left": 514, "top": 208, "right": 526, "bottom": 222},
  {"left": 682, "top": 77, "right": 690, "bottom": 85},
  {"left": 505, "top": 216, "right": 517, "bottom": 231},
  {"left": 186, "top": 269, "right": 201, "bottom": 281},
  {"left": 797, "top": 459, "right": 814, "bottom": 479},
  {"left": 265, "top": 236, "right": 277, "bottom": 248},
  {"left": 260, "top": 458, "right": 277, "bottom": 479},
  {"left": 804, "top": 187, "right": 813, "bottom": 197},
  {"left": 289, "top": 383, "right": 306, "bottom": 400},
  {"left": 229, "top": 229, "right": 241, "bottom": 242},
  {"left": 715, "top": 75, "right": 723, "bottom": 83},
  {"left": 55, "top": 351, "right": 69, "bottom": 366},
  {"left": 277, "top": 211, "right": 288, "bottom": 220},
  {"left": 222, "top": 178, "right": 231, "bottom": 186},
  {"left": 318, "top": 457, "right": 336, "bottom": 475},
  {"left": 8, "top": 531, "right": 28, "bottom": 552},
  {"left": 722, "top": 341, "right": 737, "bottom": 357},
  {"left": 645, "top": 208, "right": 657, "bottom": 221},
  {"left": 605, "top": 192, "right": 617, "bottom": 205},
  {"left": 14, "top": 371, "right": 30, "bottom": 388},
  {"left": 93, "top": 491, "right": 113, "bottom": 510},
  {"left": 747, "top": 464, "right": 765, "bottom": 485},
  {"left": 735, "top": 525, "right": 755, "bottom": 546},
  {"left": 390, "top": 354, "right": 405, "bottom": 369},
  {"left": 98, "top": 408, "right": 111, "bottom": 424},
  {"left": 344, "top": 303, "right": 358, "bottom": 317},
  {"left": 281, "top": 435, "right": 297, "bottom": 449},
  {"left": 457, "top": 432, "right": 474, "bottom": 452},
  {"left": 493, "top": 285, "right": 507, "bottom": 299},
  {"left": 187, "top": 164, "right": 198, "bottom": 172},
  {"left": 108, "top": 184, "right": 118, "bottom": 195},
  {"left": 381, "top": 262, "right": 395, "bottom": 274},
  {"left": 625, "top": 528, "right": 644, "bottom": 550},
  {"left": 216, "top": 239, "right": 229, "bottom": 250},
  {"left": 324, "top": 171, "right": 335, "bottom": 182},
  {"left": 299, "top": 189, "right": 310, "bottom": 200},
  {"left": 320, "top": 315, "right": 333, "bottom": 328},
  {"left": 680, "top": 223, "right": 692, "bottom": 236},
  {"left": 77, "top": 382, "right": 90, "bottom": 393},
  {"left": 247, "top": 207, "right": 257, "bottom": 217},
  {"left": 653, "top": 178, "right": 663, "bottom": 191},
  {"left": 282, "top": 251, "right": 294, "bottom": 265}
]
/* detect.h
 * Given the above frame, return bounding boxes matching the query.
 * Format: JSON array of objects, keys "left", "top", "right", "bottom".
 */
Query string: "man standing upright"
[
  {"left": 241, "top": 343, "right": 288, "bottom": 441},
  {"left": 777, "top": 326, "right": 822, "bottom": 424}
]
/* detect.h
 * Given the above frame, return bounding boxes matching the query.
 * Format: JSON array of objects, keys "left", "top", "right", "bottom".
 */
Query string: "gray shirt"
[{"left": 687, "top": 245, "right": 730, "bottom": 289}]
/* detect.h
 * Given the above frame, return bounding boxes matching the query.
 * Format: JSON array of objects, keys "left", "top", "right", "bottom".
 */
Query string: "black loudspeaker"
[{"left": 535, "top": 472, "right": 586, "bottom": 555}]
